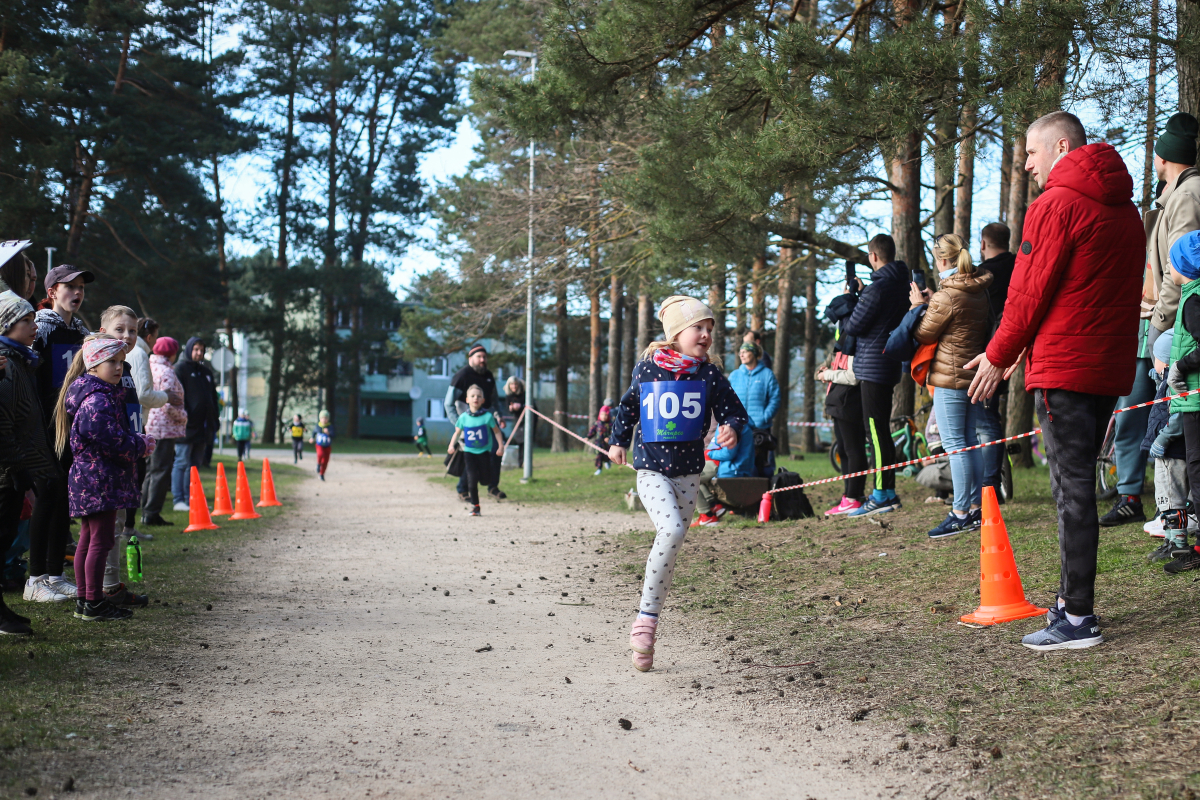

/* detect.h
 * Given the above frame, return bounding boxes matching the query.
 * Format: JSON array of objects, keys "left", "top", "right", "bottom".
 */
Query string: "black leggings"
[
  {"left": 463, "top": 451, "right": 493, "bottom": 506},
  {"left": 860, "top": 380, "right": 897, "bottom": 493},
  {"left": 833, "top": 415, "right": 868, "bottom": 500},
  {"left": 29, "top": 474, "right": 69, "bottom": 577}
]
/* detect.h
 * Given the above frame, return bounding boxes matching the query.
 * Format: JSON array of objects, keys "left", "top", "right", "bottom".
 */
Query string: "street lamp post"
[
  {"left": 505, "top": 49, "right": 537, "bottom": 483},
  {"left": 44, "top": 247, "right": 55, "bottom": 273}
]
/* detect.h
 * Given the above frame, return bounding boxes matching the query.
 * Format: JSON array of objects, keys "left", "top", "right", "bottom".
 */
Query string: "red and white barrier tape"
[
  {"left": 503, "top": 406, "right": 528, "bottom": 448},
  {"left": 527, "top": 407, "right": 636, "bottom": 471},
  {"left": 788, "top": 421, "right": 834, "bottom": 428},
  {"left": 764, "top": 386, "right": 1200, "bottom": 497}
]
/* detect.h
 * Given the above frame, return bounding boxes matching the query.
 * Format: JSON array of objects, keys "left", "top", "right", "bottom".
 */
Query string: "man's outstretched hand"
[{"left": 966, "top": 349, "right": 1024, "bottom": 403}]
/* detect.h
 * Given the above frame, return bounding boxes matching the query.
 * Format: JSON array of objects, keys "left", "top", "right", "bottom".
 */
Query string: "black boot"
[{"left": 0, "top": 593, "right": 32, "bottom": 634}]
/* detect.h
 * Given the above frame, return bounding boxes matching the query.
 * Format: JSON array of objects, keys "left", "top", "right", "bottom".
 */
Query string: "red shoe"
[{"left": 711, "top": 503, "right": 729, "bottom": 519}]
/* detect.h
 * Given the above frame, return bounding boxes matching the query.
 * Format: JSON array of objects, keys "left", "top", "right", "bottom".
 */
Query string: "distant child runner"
[
  {"left": 447, "top": 386, "right": 505, "bottom": 517},
  {"left": 232, "top": 409, "right": 254, "bottom": 462},
  {"left": 311, "top": 410, "right": 333, "bottom": 481},
  {"left": 290, "top": 414, "right": 306, "bottom": 464},
  {"left": 414, "top": 418, "right": 432, "bottom": 457},
  {"left": 586, "top": 406, "right": 613, "bottom": 475},
  {"left": 55, "top": 335, "right": 154, "bottom": 621},
  {"left": 608, "top": 296, "right": 748, "bottom": 672}
]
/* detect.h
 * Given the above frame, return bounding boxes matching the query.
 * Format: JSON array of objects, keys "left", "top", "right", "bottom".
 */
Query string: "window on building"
[
  {"left": 427, "top": 399, "right": 446, "bottom": 420},
  {"left": 427, "top": 356, "right": 449, "bottom": 378},
  {"left": 361, "top": 399, "right": 407, "bottom": 417}
]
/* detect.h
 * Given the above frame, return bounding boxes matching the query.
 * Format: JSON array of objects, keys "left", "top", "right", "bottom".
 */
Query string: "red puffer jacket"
[{"left": 985, "top": 142, "right": 1144, "bottom": 396}]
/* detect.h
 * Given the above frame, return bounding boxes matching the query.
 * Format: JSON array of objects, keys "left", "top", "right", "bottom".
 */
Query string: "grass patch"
[
  {"left": 602, "top": 455, "right": 1200, "bottom": 799},
  {"left": 0, "top": 455, "right": 305, "bottom": 796}
]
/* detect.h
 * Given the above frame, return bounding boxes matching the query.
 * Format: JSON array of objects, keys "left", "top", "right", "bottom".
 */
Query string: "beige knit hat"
[{"left": 658, "top": 295, "right": 714, "bottom": 343}]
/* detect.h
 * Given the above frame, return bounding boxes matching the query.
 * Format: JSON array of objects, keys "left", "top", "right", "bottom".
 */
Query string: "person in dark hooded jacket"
[
  {"left": 840, "top": 234, "right": 912, "bottom": 516},
  {"left": 172, "top": 337, "right": 219, "bottom": 506}
]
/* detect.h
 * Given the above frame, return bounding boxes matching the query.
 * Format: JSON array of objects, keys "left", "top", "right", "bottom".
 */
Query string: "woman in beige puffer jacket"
[{"left": 910, "top": 234, "right": 994, "bottom": 537}]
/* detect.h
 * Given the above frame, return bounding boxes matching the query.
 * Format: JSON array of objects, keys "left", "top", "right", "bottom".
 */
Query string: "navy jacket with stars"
[{"left": 611, "top": 359, "right": 749, "bottom": 478}]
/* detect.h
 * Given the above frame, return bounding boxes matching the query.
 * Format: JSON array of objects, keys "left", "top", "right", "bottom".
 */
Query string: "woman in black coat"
[{"left": 174, "top": 337, "right": 220, "bottom": 471}]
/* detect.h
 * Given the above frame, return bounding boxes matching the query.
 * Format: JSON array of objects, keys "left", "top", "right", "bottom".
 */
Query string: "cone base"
[
  {"left": 231, "top": 511, "right": 261, "bottom": 520},
  {"left": 211, "top": 511, "right": 232, "bottom": 517},
  {"left": 184, "top": 522, "right": 219, "bottom": 532},
  {"left": 256, "top": 500, "right": 282, "bottom": 508},
  {"left": 960, "top": 601, "right": 1047, "bottom": 626}
]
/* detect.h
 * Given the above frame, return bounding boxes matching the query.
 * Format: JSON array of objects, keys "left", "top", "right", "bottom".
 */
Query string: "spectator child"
[
  {"left": 173, "top": 338, "right": 218, "bottom": 504},
  {"left": 0, "top": 292, "right": 59, "bottom": 632},
  {"left": 311, "top": 411, "right": 333, "bottom": 481},
  {"left": 289, "top": 414, "right": 306, "bottom": 464},
  {"left": 690, "top": 446, "right": 728, "bottom": 529},
  {"left": 1164, "top": 231, "right": 1200, "bottom": 572},
  {"left": 141, "top": 337, "right": 186, "bottom": 526},
  {"left": 608, "top": 295, "right": 749, "bottom": 672},
  {"left": 708, "top": 426, "right": 756, "bottom": 478},
  {"left": 55, "top": 335, "right": 153, "bottom": 621},
  {"left": 447, "top": 386, "right": 505, "bottom": 516},
  {"left": 587, "top": 407, "right": 613, "bottom": 475},
  {"left": 232, "top": 410, "right": 254, "bottom": 462},
  {"left": 414, "top": 418, "right": 432, "bottom": 458},
  {"left": 1142, "top": 330, "right": 1192, "bottom": 569}
]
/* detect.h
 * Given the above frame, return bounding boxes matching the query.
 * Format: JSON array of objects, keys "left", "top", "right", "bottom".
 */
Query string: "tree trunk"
[
  {"left": 588, "top": 277, "right": 602, "bottom": 421},
  {"left": 1006, "top": 134, "right": 1030, "bottom": 250},
  {"left": 802, "top": 248, "right": 819, "bottom": 452},
  {"left": 637, "top": 293, "right": 653, "bottom": 354},
  {"left": 890, "top": 130, "right": 921, "bottom": 419},
  {"left": 734, "top": 265, "right": 747, "bottom": 341},
  {"left": 347, "top": 299, "right": 360, "bottom": 438},
  {"left": 750, "top": 252, "right": 767, "bottom": 332},
  {"left": 65, "top": 147, "right": 94, "bottom": 261},
  {"left": 263, "top": 78, "right": 300, "bottom": 445},
  {"left": 321, "top": 18, "right": 342, "bottom": 424},
  {"left": 605, "top": 274, "right": 623, "bottom": 404},
  {"left": 954, "top": 104, "right": 976, "bottom": 240},
  {"left": 1179, "top": 0, "right": 1200, "bottom": 116},
  {"left": 933, "top": 115, "right": 956, "bottom": 238},
  {"left": 772, "top": 248, "right": 794, "bottom": 456},
  {"left": 211, "top": 154, "right": 238, "bottom": 432},
  {"left": 552, "top": 280, "right": 570, "bottom": 452},
  {"left": 708, "top": 265, "right": 727, "bottom": 365},
  {"left": 621, "top": 283, "right": 637, "bottom": 393},
  {"left": 1144, "top": 0, "right": 1160, "bottom": 211},
  {"left": 999, "top": 114, "right": 1013, "bottom": 223}
]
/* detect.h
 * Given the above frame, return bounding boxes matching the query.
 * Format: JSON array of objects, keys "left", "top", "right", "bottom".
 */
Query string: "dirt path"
[{"left": 76, "top": 459, "right": 967, "bottom": 799}]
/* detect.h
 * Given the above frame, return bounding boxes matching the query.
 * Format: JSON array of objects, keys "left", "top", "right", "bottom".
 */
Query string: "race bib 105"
[{"left": 639, "top": 381, "right": 706, "bottom": 442}]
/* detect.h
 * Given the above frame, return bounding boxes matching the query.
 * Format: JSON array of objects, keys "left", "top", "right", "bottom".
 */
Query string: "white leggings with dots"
[{"left": 636, "top": 470, "right": 701, "bottom": 615}]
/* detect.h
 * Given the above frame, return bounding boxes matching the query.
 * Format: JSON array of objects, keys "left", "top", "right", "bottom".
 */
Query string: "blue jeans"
[
  {"left": 1114, "top": 357, "right": 1154, "bottom": 496},
  {"left": 171, "top": 441, "right": 194, "bottom": 505},
  {"left": 976, "top": 394, "right": 1004, "bottom": 489},
  {"left": 934, "top": 387, "right": 983, "bottom": 512}
]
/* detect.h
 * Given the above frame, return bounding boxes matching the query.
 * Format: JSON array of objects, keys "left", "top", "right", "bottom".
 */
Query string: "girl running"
[
  {"left": 55, "top": 335, "right": 155, "bottom": 621},
  {"left": 311, "top": 410, "right": 333, "bottom": 481},
  {"left": 447, "top": 385, "right": 505, "bottom": 517},
  {"left": 608, "top": 296, "right": 748, "bottom": 672}
]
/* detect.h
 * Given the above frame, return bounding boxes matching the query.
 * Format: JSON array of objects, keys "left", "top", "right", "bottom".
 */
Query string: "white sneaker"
[
  {"left": 23, "top": 576, "right": 70, "bottom": 603},
  {"left": 46, "top": 575, "right": 77, "bottom": 598},
  {"left": 173, "top": 502, "right": 190, "bottom": 512},
  {"left": 593, "top": 469, "right": 602, "bottom": 476},
  {"left": 1145, "top": 513, "right": 1165, "bottom": 538},
  {"left": 125, "top": 528, "right": 153, "bottom": 542}
]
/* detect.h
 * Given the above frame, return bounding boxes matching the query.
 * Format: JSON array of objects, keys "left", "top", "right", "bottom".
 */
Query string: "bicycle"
[
  {"left": 830, "top": 402, "right": 931, "bottom": 477},
  {"left": 1095, "top": 414, "right": 1119, "bottom": 501}
]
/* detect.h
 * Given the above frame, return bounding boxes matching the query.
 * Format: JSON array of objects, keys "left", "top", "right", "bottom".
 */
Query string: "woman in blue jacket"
[{"left": 728, "top": 342, "right": 780, "bottom": 476}]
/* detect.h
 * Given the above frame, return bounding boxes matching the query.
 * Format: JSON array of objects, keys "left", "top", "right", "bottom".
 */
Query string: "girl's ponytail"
[{"left": 54, "top": 333, "right": 119, "bottom": 456}]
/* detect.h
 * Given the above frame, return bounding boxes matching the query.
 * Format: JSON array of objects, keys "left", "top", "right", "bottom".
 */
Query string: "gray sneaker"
[{"left": 1021, "top": 616, "right": 1103, "bottom": 651}]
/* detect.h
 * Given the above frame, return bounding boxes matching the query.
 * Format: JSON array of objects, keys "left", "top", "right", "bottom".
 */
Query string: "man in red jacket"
[{"left": 967, "top": 110, "right": 1144, "bottom": 651}]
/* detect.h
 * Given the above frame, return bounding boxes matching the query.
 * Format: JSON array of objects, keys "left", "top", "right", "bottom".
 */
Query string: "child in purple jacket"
[{"left": 53, "top": 335, "right": 154, "bottom": 622}]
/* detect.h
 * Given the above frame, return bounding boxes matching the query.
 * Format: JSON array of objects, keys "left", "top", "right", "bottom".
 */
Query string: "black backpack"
[{"left": 769, "top": 469, "right": 815, "bottom": 520}]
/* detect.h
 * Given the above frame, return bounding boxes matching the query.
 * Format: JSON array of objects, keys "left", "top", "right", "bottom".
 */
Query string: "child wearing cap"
[
  {"left": 310, "top": 410, "right": 334, "bottom": 481},
  {"left": 0, "top": 291, "right": 60, "bottom": 633},
  {"left": 1165, "top": 230, "right": 1200, "bottom": 572},
  {"left": 586, "top": 406, "right": 612, "bottom": 476},
  {"left": 24, "top": 265, "right": 93, "bottom": 604},
  {"left": 141, "top": 337, "right": 187, "bottom": 526},
  {"left": 54, "top": 335, "right": 155, "bottom": 622},
  {"left": 608, "top": 295, "right": 749, "bottom": 672}
]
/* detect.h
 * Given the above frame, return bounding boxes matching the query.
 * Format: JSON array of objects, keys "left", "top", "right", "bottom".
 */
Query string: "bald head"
[{"left": 1025, "top": 111, "right": 1087, "bottom": 189}]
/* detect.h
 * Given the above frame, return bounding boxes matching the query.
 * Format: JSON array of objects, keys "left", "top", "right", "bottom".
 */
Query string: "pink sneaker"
[
  {"left": 825, "top": 496, "right": 863, "bottom": 516},
  {"left": 629, "top": 615, "right": 657, "bottom": 671}
]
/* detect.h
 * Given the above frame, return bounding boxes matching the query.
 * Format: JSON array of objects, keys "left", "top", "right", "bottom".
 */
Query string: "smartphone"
[
  {"left": 845, "top": 260, "right": 857, "bottom": 292},
  {"left": 911, "top": 269, "right": 926, "bottom": 291}
]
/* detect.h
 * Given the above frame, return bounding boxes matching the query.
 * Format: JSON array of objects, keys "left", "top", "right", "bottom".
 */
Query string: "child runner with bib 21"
[
  {"left": 447, "top": 385, "right": 505, "bottom": 517},
  {"left": 608, "top": 296, "right": 749, "bottom": 672}
]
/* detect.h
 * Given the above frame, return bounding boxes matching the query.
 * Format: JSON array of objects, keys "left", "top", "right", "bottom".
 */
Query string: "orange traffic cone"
[
  {"left": 230, "top": 461, "right": 261, "bottom": 521},
  {"left": 183, "top": 467, "right": 219, "bottom": 532},
  {"left": 257, "top": 458, "right": 282, "bottom": 507},
  {"left": 211, "top": 462, "right": 234, "bottom": 516},
  {"left": 960, "top": 486, "right": 1046, "bottom": 625}
]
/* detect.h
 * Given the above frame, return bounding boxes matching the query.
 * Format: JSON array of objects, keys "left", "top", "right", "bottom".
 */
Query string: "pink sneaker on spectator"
[{"left": 824, "top": 496, "right": 863, "bottom": 516}]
